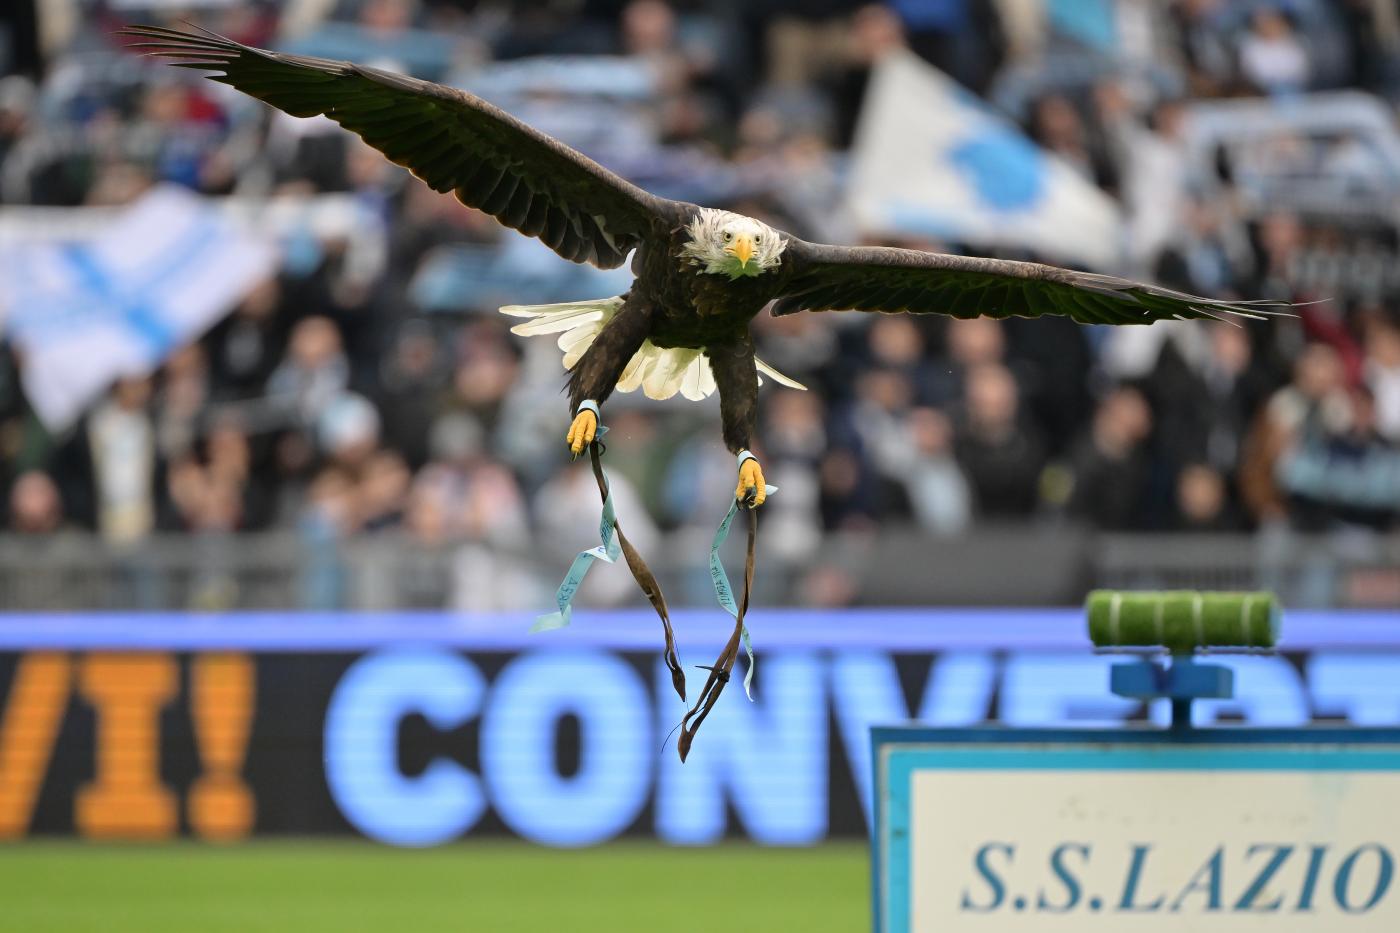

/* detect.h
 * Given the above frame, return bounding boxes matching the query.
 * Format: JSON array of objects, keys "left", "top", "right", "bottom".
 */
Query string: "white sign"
[
  {"left": 876, "top": 733, "right": 1400, "bottom": 931},
  {"left": 847, "top": 51, "right": 1123, "bottom": 270}
]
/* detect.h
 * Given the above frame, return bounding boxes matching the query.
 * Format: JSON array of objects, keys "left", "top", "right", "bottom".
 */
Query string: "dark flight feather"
[
  {"left": 119, "top": 23, "right": 674, "bottom": 269},
  {"left": 773, "top": 242, "right": 1296, "bottom": 326}
]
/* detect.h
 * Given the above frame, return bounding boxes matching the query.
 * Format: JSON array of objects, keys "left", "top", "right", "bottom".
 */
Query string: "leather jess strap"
[
  {"left": 586, "top": 438, "right": 687, "bottom": 705},
  {"left": 677, "top": 496, "right": 759, "bottom": 762},
  {"left": 582, "top": 435, "right": 764, "bottom": 761}
]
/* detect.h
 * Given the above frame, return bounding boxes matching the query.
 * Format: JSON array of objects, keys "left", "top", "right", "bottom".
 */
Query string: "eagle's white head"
[{"left": 680, "top": 209, "right": 786, "bottom": 279}]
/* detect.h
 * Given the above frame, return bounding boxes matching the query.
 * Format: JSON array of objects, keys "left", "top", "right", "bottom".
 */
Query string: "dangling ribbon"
[
  {"left": 676, "top": 481, "right": 774, "bottom": 762},
  {"left": 708, "top": 483, "right": 777, "bottom": 700},
  {"left": 531, "top": 431, "right": 618, "bottom": 632},
  {"left": 533, "top": 422, "right": 687, "bottom": 703}
]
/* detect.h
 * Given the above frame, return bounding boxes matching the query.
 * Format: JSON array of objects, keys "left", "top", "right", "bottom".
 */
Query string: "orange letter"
[
  {"left": 188, "top": 653, "right": 256, "bottom": 840},
  {"left": 0, "top": 654, "right": 71, "bottom": 838},
  {"left": 76, "top": 653, "right": 177, "bottom": 839}
]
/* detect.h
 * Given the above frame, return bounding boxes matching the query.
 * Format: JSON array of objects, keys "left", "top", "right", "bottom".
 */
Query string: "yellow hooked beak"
[{"left": 727, "top": 234, "right": 754, "bottom": 268}]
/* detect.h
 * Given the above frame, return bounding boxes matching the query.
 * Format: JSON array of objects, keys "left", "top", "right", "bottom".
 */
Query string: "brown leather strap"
[
  {"left": 677, "top": 500, "right": 758, "bottom": 762},
  {"left": 588, "top": 439, "right": 686, "bottom": 703}
]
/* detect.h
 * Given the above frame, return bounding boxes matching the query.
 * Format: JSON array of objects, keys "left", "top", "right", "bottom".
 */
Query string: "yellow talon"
[
  {"left": 736, "top": 457, "right": 766, "bottom": 507},
  {"left": 566, "top": 409, "right": 597, "bottom": 457}
]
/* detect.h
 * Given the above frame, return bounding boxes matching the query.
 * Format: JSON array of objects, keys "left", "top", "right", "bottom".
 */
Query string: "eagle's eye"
[
  {"left": 723, "top": 231, "right": 732, "bottom": 242},
  {"left": 754, "top": 234, "right": 763, "bottom": 244}
]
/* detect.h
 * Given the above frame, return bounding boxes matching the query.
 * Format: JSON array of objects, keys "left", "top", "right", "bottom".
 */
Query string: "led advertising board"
[{"left": 1, "top": 609, "right": 1398, "bottom": 845}]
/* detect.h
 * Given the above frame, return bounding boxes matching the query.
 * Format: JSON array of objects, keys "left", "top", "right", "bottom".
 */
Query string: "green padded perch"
[{"left": 1086, "top": 590, "right": 1279, "bottom": 651}]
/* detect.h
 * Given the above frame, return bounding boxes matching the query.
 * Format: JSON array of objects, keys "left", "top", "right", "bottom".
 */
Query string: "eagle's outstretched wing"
[
  {"left": 773, "top": 240, "right": 1293, "bottom": 325},
  {"left": 122, "top": 25, "right": 677, "bottom": 268}
]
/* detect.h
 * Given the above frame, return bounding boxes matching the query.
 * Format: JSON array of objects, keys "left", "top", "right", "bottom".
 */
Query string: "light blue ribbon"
[
  {"left": 710, "top": 483, "right": 777, "bottom": 700},
  {"left": 532, "top": 426, "right": 618, "bottom": 632}
]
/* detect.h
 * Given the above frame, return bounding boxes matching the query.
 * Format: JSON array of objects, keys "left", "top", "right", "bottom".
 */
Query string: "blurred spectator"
[
  {"left": 165, "top": 415, "right": 267, "bottom": 534},
  {"left": 318, "top": 392, "right": 381, "bottom": 471},
  {"left": 891, "top": 0, "right": 1005, "bottom": 94},
  {"left": 903, "top": 407, "right": 972, "bottom": 535},
  {"left": 267, "top": 316, "right": 350, "bottom": 425},
  {"left": 0, "top": 75, "right": 33, "bottom": 169},
  {"left": 1153, "top": 198, "right": 1248, "bottom": 297},
  {"left": 1147, "top": 321, "right": 1271, "bottom": 478},
  {"left": 7, "top": 470, "right": 65, "bottom": 534},
  {"left": 439, "top": 323, "right": 520, "bottom": 439},
  {"left": 850, "top": 367, "right": 916, "bottom": 505},
  {"left": 298, "top": 464, "right": 358, "bottom": 608},
  {"left": 1174, "top": 462, "right": 1241, "bottom": 531},
  {"left": 1278, "top": 385, "right": 1400, "bottom": 531},
  {"left": 954, "top": 362, "right": 1046, "bottom": 519},
  {"left": 763, "top": 390, "right": 828, "bottom": 466},
  {"left": 358, "top": 450, "right": 411, "bottom": 531},
  {"left": 819, "top": 447, "right": 877, "bottom": 530},
  {"left": 1241, "top": 342, "right": 1351, "bottom": 525},
  {"left": 207, "top": 279, "right": 290, "bottom": 400},
  {"left": 1119, "top": 99, "right": 1194, "bottom": 269},
  {"left": 375, "top": 322, "right": 439, "bottom": 473},
  {"left": 1068, "top": 386, "right": 1154, "bottom": 530},
  {"left": 1238, "top": 8, "right": 1311, "bottom": 96},
  {"left": 155, "top": 344, "right": 211, "bottom": 459},
  {"left": 827, "top": 4, "right": 908, "bottom": 148},
  {"left": 86, "top": 377, "right": 159, "bottom": 545},
  {"left": 1169, "top": 0, "right": 1240, "bottom": 96},
  {"left": 419, "top": 412, "right": 530, "bottom": 548},
  {"left": 932, "top": 316, "right": 1005, "bottom": 406},
  {"left": 1365, "top": 314, "right": 1400, "bottom": 441},
  {"left": 1030, "top": 93, "right": 1116, "bottom": 191},
  {"left": 1248, "top": 211, "right": 1307, "bottom": 301}
]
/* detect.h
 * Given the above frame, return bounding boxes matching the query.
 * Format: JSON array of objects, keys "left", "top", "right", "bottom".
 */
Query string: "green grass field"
[{"left": 0, "top": 840, "right": 868, "bottom": 932}]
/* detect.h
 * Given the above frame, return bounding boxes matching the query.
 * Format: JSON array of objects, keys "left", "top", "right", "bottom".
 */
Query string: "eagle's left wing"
[{"left": 773, "top": 240, "right": 1292, "bottom": 325}]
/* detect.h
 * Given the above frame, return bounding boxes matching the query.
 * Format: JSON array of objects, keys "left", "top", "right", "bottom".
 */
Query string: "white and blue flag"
[
  {"left": 0, "top": 185, "right": 275, "bottom": 430},
  {"left": 847, "top": 51, "right": 1123, "bottom": 269}
]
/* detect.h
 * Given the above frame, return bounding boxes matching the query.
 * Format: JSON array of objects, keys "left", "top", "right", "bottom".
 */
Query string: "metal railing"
[{"left": 0, "top": 528, "right": 1395, "bottom": 612}]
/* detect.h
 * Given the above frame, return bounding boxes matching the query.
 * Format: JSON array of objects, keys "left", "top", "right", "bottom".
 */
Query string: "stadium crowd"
[{"left": 1, "top": 0, "right": 1399, "bottom": 609}]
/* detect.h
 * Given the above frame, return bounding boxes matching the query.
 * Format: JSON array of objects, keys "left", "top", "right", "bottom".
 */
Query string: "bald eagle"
[{"left": 125, "top": 25, "right": 1288, "bottom": 507}]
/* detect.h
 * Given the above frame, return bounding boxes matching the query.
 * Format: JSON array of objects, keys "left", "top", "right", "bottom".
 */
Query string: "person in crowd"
[
  {"left": 1238, "top": 7, "right": 1311, "bottom": 96},
  {"left": 1277, "top": 384, "right": 1400, "bottom": 531},
  {"left": 266, "top": 316, "right": 351, "bottom": 427},
  {"left": 7, "top": 471, "right": 67, "bottom": 535},
  {"left": 1067, "top": 386, "right": 1154, "bottom": 530},
  {"left": 954, "top": 362, "right": 1046, "bottom": 519},
  {"left": 1174, "top": 462, "right": 1242, "bottom": 532},
  {"left": 902, "top": 407, "right": 972, "bottom": 536},
  {"left": 1364, "top": 314, "right": 1400, "bottom": 442},
  {"left": 85, "top": 377, "right": 160, "bottom": 545},
  {"left": 1240, "top": 342, "right": 1351, "bottom": 527},
  {"left": 155, "top": 344, "right": 212, "bottom": 460},
  {"left": 1029, "top": 93, "right": 1118, "bottom": 192},
  {"left": 207, "top": 278, "right": 292, "bottom": 401}
]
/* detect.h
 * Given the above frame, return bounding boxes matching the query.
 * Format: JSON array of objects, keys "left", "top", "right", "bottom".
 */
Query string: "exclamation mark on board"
[{"left": 188, "top": 653, "right": 255, "bottom": 841}]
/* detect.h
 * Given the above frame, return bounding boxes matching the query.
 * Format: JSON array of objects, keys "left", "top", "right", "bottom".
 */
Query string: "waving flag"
[
  {"left": 847, "top": 50, "right": 1123, "bottom": 269},
  {"left": 1, "top": 185, "right": 275, "bottom": 431}
]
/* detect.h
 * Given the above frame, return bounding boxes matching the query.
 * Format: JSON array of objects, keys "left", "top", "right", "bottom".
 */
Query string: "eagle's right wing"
[
  {"left": 774, "top": 240, "right": 1295, "bottom": 325},
  {"left": 123, "top": 25, "right": 678, "bottom": 268}
]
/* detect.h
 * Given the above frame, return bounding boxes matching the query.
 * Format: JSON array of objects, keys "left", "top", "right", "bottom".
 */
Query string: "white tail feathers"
[{"left": 501, "top": 297, "right": 806, "bottom": 401}]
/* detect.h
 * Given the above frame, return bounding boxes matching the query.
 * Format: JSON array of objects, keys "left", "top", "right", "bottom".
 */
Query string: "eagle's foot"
[
  {"left": 735, "top": 454, "right": 766, "bottom": 508},
  {"left": 566, "top": 409, "right": 597, "bottom": 458}
]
